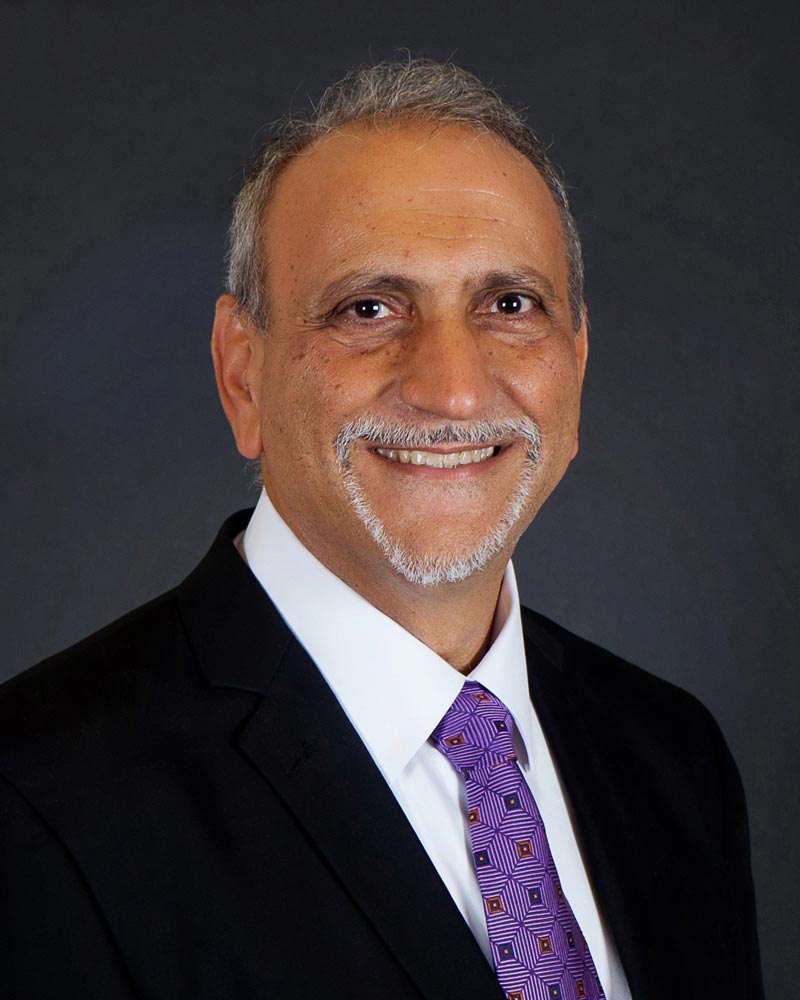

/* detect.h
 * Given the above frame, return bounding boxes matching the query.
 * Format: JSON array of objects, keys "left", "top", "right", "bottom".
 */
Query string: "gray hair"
[{"left": 227, "top": 58, "right": 584, "bottom": 331}]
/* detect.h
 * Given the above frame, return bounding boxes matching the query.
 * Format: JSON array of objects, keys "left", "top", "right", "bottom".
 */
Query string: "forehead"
[{"left": 263, "top": 122, "right": 568, "bottom": 295}]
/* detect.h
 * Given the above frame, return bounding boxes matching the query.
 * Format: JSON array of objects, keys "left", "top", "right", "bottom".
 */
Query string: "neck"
[
  {"left": 366, "top": 570, "right": 506, "bottom": 673},
  {"left": 312, "top": 538, "right": 508, "bottom": 673},
  {"left": 263, "top": 488, "right": 510, "bottom": 672}
]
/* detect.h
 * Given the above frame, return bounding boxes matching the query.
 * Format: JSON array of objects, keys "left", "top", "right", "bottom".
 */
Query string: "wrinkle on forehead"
[
  {"left": 415, "top": 187, "right": 514, "bottom": 199},
  {"left": 355, "top": 228, "right": 530, "bottom": 246},
  {"left": 332, "top": 184, "right": 547, "bottom": 246},
  {"left": 332, "top": 202, "right": 559, "bottom": 261},
  {"left": 375, "top": 207, "right": 533, "bottom": 232},
  {"left": 311, "top": 211, "right": 552, "bottom": 264},
  {"left": 397, "top": 211, "right": 507, "bottom": 221},
  {"left": 264, "top": 122, "right": 569, "bottom": 302}
]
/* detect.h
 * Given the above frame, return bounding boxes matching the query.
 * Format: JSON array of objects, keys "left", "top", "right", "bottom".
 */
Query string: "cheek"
[
  {"left": 260, "top": 346, "right": 379, "bottom": 458},
  {"left": 501, "top": 344, "right": 581, "bottom": 428},
  {"left": 307, "top": 344, "right": 402, "bottom": 419}
]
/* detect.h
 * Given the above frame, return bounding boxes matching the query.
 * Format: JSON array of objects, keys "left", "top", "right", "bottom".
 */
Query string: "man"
[{"left": 0, "top": 60, "right": 762, "bottom": 999}]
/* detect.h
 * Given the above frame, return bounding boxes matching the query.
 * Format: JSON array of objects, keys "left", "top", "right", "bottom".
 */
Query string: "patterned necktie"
[{"left": 431, "top": 681, "right": 606, "bottom": 1000}]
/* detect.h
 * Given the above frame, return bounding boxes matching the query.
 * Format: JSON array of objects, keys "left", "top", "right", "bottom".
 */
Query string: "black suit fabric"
[{"left": 0, "top": 512, "right": 763, "bottom": 999}]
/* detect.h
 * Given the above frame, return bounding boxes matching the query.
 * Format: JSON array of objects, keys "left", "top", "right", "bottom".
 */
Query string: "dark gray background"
[{"left": 3, "top": 0, "right": 797, "bottom": 993}]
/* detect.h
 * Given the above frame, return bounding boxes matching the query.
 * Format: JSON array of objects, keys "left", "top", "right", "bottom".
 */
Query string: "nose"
[{"left": 398, "top": 316, "right": 497, "bottom": 420}]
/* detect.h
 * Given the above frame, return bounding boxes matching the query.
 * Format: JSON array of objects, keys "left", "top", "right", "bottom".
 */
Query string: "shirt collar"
[{"left": 242, "top": 489, "right": 533, "bottom": 784}]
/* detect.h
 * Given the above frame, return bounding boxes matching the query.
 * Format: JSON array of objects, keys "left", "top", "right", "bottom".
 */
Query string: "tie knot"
[{"left": 431, "top": 681, "right": 517, "bottom": 774}]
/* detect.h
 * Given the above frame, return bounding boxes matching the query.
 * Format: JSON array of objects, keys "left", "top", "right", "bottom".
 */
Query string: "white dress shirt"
[{"left": 242, "top": 489, "right": 632, "bottom": 999}]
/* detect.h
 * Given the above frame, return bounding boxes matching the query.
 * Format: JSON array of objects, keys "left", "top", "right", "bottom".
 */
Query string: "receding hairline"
[
  {"left": 256, "top": 117, "right": 573, "bottom": 306},
  {"left": 226, "top": 59, "right": 585, "bottom": 331},
  {"left": 264, "top": 116, "right": 563, "bottom": 210}
]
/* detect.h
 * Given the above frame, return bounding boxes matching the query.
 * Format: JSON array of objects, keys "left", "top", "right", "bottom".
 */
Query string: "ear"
[
  {"left": 575, "top": 305, "right": 589, "bottom": 391},
  {"left": 211, "top": 294, "right": 264, "bottom": 459},
  {"left": 570, "top": 306, "right": 589, "bottom": 460}
]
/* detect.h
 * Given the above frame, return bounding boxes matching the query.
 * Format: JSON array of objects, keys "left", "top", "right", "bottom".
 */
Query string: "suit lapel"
[
  {"left": 237, "top": 637, "right": 503, "bottom": 1000},
  {"left": 522, "top": 613, "right": 678, "bottom": 1000},
  {"left": 178, "top": 513, "right": 502, "bottom": 1000}
]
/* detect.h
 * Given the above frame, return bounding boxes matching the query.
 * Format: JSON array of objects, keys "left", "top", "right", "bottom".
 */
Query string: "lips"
[
  {"left": 335, "top": 417, "right": 541, "bottom": 473},
  {"left": 374, "top": 445, "right": 498, "bottom": 468}
]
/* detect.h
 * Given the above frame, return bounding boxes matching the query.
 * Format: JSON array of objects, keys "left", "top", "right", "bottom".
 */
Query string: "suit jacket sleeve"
[
  {"left": 707, "top": 708, "right": 763, "bottom": 998},
  {"left": 0, "top": 773, "right": 138, "bottom": 999}
]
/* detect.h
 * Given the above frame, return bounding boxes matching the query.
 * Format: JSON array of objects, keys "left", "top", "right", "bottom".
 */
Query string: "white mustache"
[{"left": 334, "top": 417, "right": 542, "bottom": 465}]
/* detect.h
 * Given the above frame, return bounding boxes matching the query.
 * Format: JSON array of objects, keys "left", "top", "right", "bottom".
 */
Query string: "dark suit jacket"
[{"left": 0, "top": 511, "right": 763, "bottom": 999}]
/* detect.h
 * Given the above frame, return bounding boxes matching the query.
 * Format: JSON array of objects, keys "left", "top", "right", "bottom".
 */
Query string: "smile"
[{"left": 374, "top": 446, "right": 499, "bottom": 468}]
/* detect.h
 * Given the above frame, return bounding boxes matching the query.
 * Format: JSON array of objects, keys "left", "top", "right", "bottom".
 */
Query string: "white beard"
[{"left": 334, "top": 417, "right": 542, "bottom": 587}]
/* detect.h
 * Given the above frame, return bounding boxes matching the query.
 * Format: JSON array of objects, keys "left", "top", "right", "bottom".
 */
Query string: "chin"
[
  {"left": 383, "top": 540, "right": 506, "bottom": 587},
  {"left": 348, "top": 477, "right": 534, "bottom": 589}
]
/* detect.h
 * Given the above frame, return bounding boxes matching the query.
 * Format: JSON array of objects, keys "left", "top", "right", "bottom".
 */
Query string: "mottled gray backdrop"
[{"left": 2, "top": 0, "right": 797, "bottom": 993}]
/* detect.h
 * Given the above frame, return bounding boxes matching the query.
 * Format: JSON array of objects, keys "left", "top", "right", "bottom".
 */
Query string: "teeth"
[{"left": 375, "top": 446, "right": 497, "bottom": 467}]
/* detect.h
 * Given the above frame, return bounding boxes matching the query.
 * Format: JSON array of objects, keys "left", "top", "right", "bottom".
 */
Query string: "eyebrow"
[
  {"left": 479, "top": 268, "right": 560, "bottom": 304},
  {"left": 313, "top": 272, "right": 427, "bottom": 310},
  {"left": 311, "top": 266, "right": 562, "bottom": 313}
]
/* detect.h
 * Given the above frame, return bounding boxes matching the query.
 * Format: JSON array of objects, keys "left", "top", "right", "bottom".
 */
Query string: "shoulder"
[
  {"left": 520, "top": 605, "right": 750, "bottom": 861},
  {"left": 0, "top": 504, "right": 286, "bottom": 812},
  {"left": 519, "top": 605, "right": 736, "bottom": 790},
  {"left": 522, "top": 603, "right": 716, "bottom": 718},
  {"left": 520, "top": 608, "right": 762, "bottom": 994},
  {"left": 0, "top": 589, "right": 195, "bottom": 772},
  {"left": 0, "top": 509, "right": 260, "bottom": 776}
]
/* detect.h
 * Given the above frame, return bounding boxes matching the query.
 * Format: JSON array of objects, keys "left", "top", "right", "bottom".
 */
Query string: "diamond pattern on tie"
[{"left": 431, "top": 681, "right": 606, "bottom": 1000}]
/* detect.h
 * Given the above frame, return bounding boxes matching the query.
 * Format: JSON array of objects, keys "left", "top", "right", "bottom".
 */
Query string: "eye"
[
  {"left": 490, "top": 292, "right": 535, "bottom": 315},
  {"left": 347, "top": 299, "right": 392, "bottom": 320}
]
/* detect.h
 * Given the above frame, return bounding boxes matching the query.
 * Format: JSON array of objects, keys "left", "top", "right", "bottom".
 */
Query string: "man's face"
[{"left": 245, "top": 123, "right": 587, "bottom": 592}]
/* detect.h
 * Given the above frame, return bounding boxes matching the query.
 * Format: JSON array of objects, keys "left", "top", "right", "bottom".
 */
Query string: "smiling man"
[
  {"left": 213, "top": 117, "right": 586, "bottom": 672},
  {"left": 0, "top": 61, "right": 762, "bottom": 1000}
]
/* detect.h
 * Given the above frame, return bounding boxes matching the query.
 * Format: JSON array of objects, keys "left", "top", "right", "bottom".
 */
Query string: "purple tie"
[{"left": 431, "top": 681, "right": 606, "bottom": 1000}]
